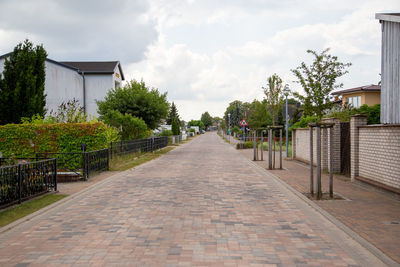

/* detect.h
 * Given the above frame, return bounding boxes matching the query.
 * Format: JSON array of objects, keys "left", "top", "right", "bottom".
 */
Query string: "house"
[
  {"left": 331, "top": 84, "right": 380, "bottom": 108},
  {"left": 0, "top": 53, "right": 124, "bottom": 118},
  {"left": 376, "top": 13, "right": 400, "bottom": 124}
]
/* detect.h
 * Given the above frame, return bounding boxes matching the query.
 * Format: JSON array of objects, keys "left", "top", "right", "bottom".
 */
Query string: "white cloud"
[
  {"left": 125, "top": 0, "right": 398, "bottom": 121},
  {"left": 1, "top": 0, "right": 399, "bottom": 121}
]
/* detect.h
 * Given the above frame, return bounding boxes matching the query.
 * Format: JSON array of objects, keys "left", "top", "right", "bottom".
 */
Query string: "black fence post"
[
  {"left": 106, "top": 148, "right": 110, "bottom": 171},
  {"left": 110, "top": 142, "right": 113, "bottom": 159},
  {"left": 54, "top": 158, "right": 57, "bottom": 192},
  {"left": 18, "top": 164, "right": 22, "bottom": 204}
]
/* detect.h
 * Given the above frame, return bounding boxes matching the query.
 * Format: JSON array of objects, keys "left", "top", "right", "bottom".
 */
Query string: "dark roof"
[
  {"left": 331, "top": 84, "right": 381, "bottom": 95},
  {"left": 60, "top": 61, "right": 124, "bottom": 80},
  {"left": 0, "top": 52, "right": 81, "bottom": 72},
  {"left": 1, "top": 53, "right": 124, "bottom": 80}
]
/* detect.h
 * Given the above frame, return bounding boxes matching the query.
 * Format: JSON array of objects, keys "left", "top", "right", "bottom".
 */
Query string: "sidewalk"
[{"left": 239, "top": 148, "right": 400, "bottom": 264}]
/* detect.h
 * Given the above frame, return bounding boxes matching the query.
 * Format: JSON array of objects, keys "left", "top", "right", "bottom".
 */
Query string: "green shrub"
[
  {"left": 236, "top": 141, "right": 254, "bottom": 149},
  {"left": 159, "top": 130, "right": 173, "bottom": 136},
  {"left": 325, "top": 104, "right": 380, "bottom": 124},
  {"left": 0, "top": 122, "right": 119, "bottom": 158},
  {"left": 289, "top": 115, "right": 319, "bottom": 131},
  {"left": 101, "top": 110, "right": 148, "bottom": 140}
]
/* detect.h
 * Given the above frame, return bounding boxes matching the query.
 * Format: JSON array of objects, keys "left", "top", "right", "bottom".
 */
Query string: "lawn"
[{"left": 0, "top": 194, "right": 67, "bottom": 227}]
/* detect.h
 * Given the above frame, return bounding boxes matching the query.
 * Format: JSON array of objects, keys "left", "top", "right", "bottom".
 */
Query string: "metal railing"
[
  {"left": 109, "top": 136, "right": 168, "bottom": 158},
  {"left": 0, "top": 158, "right": 57, "bottom": 207},
  {"left": 84, "top": 149, "right": 109, "bottom": 179}
]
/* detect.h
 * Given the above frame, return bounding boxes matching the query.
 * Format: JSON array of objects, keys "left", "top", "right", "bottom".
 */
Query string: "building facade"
[
  {"left": 331, "top": 84, "right": 381, "bottom": 109},
  {"left": 0, "top": 54, "right": 124, "bottom": 119},
  {"left": 376, "top": 13, "right": 400, "bottom": 124}
]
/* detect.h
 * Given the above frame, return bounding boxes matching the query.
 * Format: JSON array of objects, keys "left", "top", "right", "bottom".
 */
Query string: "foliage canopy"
[
  {"left": 291, "top": 48, "right": 351, "bottom": 119},
  {"left": 97, "top": 80, "right": 169, "bottom": 129},
  {"left": 0, "top": 39, "right": 47, "bottom": 124}
]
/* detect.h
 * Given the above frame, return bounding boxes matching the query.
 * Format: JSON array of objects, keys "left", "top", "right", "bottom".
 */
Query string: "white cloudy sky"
[{"left": 0, "top": 0, "right": 399, "bottom": 121}]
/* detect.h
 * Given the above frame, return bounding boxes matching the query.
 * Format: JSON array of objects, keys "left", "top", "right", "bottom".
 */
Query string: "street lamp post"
[
  {"left": 283, "top": 84, "right": 291, "bottom": 158},
  {"left": 228, "top": 113, "right": 231, "bottom": 143}
]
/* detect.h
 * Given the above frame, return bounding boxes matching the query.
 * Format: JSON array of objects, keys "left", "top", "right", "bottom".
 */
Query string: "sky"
[{"left": 0, "top": 0, "right": 399, "bottom": 121}]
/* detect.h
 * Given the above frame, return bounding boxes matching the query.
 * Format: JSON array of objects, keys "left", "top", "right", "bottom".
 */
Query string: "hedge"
[{"left": 0, "top": 122, "right": 119, "bottom": 158}]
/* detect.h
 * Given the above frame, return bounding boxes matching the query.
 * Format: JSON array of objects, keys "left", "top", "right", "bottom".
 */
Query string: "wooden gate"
[{"left": 340, "top": 122, "right": 350, "bottom": 176}]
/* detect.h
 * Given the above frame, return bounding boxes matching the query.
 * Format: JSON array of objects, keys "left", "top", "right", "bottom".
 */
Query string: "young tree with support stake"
[
  {"left": 262, "top": 74, "right": 284, "bottom": 126},
  {"left": 291, "top": 48, "right": 352, "bottom": 120}
]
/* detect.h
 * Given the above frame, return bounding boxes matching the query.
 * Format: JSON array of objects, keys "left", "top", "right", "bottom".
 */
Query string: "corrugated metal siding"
[{"left": 381, "top": 21, "right": 400, "bottom": 124}]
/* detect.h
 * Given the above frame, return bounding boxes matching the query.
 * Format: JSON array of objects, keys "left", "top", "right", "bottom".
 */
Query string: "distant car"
[{"left": 201, "top": 130, "right": 205, "bottom": 134}]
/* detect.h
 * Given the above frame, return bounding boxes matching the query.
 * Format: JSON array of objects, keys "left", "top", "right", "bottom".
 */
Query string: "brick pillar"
[
  {"left": 292, "top": 129, "right": 296, "bottom": 160},
  {"left": 350, "top": 115, "right": 367, "bottom": 181},
  {"left": 322, "top": 118, "right": 341, "bottom": 173}
]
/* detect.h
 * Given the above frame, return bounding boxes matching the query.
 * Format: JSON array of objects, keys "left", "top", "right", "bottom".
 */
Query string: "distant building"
[
  {"left": 376, "top": 13, "right": 400, "bottom": 124},
  {"left": 331, "top": 84, "right": 381, "bottom": 108},
  {"left": 0, "top": 53, "right": 124, "bottom": 118}
]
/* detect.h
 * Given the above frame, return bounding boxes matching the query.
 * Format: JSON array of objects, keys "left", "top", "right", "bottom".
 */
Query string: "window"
[
  {"left": 115, "top": 81, "right": 121, "bottom": 89},
  {"left": 347, "top": 96, "right": 361, "bottom": 108}
]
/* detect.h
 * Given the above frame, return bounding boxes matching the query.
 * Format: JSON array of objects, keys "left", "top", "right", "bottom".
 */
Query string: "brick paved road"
[{"left": 0, "top": 133, "right": 386, "bottom": 266}]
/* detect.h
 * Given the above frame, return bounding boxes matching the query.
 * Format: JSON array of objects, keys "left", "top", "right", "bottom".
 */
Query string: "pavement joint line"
[
  {"left": 233, "top": 145, "right": 399, "bottom": 267},
  {"left": 0, "top": 144, "right": 180, "bottom": 236}
]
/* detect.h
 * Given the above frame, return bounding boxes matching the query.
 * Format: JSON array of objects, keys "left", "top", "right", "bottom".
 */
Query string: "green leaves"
[
  {"left": 0, "top": 123, "right": 119, "bottom": 158},
  {"left": 97, "top": 79, "right": 169, "bottom": 130},
  {"left": 200, "top": 112, "right": 213, "bottom": 129},
  {"left": 102, "top": 110, "right": 148, "bottom": 140},
  {"left": 262, "top": 74, "right": 284, "bottom": 125},
  {"left": 291, "top": 48, "right": 352, "bottom": 120},
  {"left": 0, "top": 39, "right": 47, "bottom": 124}
]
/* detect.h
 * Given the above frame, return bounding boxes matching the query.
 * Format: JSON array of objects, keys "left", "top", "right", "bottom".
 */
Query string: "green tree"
[
  {"left": 101, "top": 110, "right": 148, "bottom": 140},
  {"left": 167, "top": 102, "right": 180, "bottom": 125},
  {"left": 188, "top": 120, "right": 205, "bottom": 130},
  {"left": 201, "top": 111, "right": 213, "bottom": 130},
  {"left": 97, "top": 79, "right": 169, "bottom": 129},
  {"left": 171, "top": 117, "right": 180, "bottom": 135},
  {"left": 291, "top": 48, "right": 352, "bottom": 119},
  {"left": 247, "top": 100, "right": 272, "bottom": 129},
  {"left": 224, "top": 100, "right": 247, "bottom": 127},
  {"left": 262, "top": 73, "right": 284, "bottom": 125},
  {"left": 0, "top": 39, "right": 47, "bottom": 124}
]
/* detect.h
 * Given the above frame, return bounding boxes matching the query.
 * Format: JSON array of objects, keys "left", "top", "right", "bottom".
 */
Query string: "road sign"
[{"left": 240, "top": 118, "right": 248, "bottom": 126}]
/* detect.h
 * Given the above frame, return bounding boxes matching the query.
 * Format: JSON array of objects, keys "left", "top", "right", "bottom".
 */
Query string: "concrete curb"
[{"left": 236, "top": 147, "right": 399, "bottom": 267}]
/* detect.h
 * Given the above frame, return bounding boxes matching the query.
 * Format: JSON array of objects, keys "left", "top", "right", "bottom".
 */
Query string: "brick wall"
[
  {"left": 293, "top": 128, "right": 317, "bottom": 165},
  {"left": 292, "top": 118, "right": 341, "bottom": 173},
  {"left": 358, "top": 125, "right": 400, "bottom": 189}
]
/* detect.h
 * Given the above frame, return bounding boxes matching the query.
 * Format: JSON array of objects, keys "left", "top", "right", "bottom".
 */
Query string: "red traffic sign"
[{"left": 240, "top": 118, "right": 248, "bottom": 126}]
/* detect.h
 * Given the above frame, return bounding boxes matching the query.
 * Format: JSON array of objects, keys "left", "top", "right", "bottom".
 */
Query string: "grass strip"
[
  {"left": 0, "top": 194, "right": 67, "bottom": 227},
  {"left": 110, "top": 146, "right": 175, "bottom": 171}
]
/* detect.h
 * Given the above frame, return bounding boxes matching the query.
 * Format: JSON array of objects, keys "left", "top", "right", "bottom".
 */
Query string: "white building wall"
[
  {"left": 85, "top": 74, "right": 113, "bottom": 118},
  {"left": 0, "top": 58, "right": 4, "bottom": 74},
  {"left": 45, "top": 61, "right": 83, "bottom": 114},
  {"left": 0, "top": 58, "right": 120, "bottom": 119}
]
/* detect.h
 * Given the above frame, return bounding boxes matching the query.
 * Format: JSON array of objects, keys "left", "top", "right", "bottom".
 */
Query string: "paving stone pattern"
[{"left": 0, "top": 133, "right": 381, "bottom": 266}]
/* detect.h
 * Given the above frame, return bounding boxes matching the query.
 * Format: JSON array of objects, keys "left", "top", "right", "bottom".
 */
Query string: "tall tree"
[
  {"left": 0, "top": 39, "right": 47, "bottom": 124},
  {"left": 167, "top": 102, "right": 180, "bottom": 125},
  {"left": 291, "top": 48, "right": 352, "bottom": 119},
  {"left": 247, "top": 100, "right": 273, "bottom": 129},
  {"left": 262, "top": 73, "right": 284, "bottom": 125},
  {"left": 201, "top": 111, "right": 213, "bottom": 130},
  {"left": 224, "top": 100, "right": 247, "bottom": 127},
  {"left": 97, "top": 79, "right": 169, "bottom": 129}
]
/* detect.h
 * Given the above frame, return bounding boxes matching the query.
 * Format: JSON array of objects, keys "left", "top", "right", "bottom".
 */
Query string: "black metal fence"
[
  {"left": 0, "top": 158, "right": 57, "bottom": 207},
  {"left": 37, "top": 149, "right": 109, "bottom": 180},
  {"left": 109, "top": 136, "right": 168, "bottom": 158},
  {"left": 84, "top": 149, "right": 109, "bottom": 179}
]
